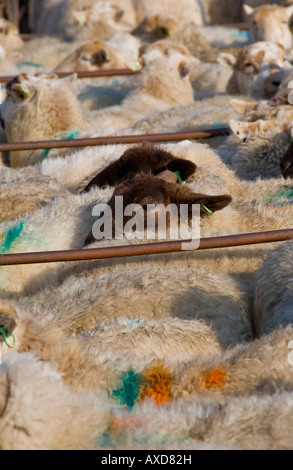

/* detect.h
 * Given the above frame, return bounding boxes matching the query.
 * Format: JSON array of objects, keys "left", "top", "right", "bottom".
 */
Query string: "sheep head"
[
  {"left": 243, "top": 4, "right": 293, "bottom": 51},
  {"left": 80, "top": 144, "right": 197, "bottom": 192},
  {"left": 227, "top": 41, "right": 290, "bottom": 99},
  {"left": 84, "top": 173, "right": 232, "bottom": 245}
]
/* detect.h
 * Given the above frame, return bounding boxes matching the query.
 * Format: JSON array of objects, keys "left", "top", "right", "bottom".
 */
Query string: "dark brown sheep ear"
[
  {"left": 199, "top": 194, "right": 232, "bottom": 215},
  {"left": 166, "top": 158, "right": 197, "bottom": 181},
  {"left": 178, "top": 191, "right": 232, "bottom": 216}
]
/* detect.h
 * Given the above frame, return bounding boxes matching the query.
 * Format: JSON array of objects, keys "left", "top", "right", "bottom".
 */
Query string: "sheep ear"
[
  {"left": 0, "top": 368, "right": 8, "bottom": 417},
  {"left": 166, "top": 158, "right": 197, "bottom": 181},
  {"left": 199, "top": 194, "right": 232, "bottom": 214},
  {"left": 0, "top": 300, "right": 18, "bottom": 338},
  {"left": 73, "top": 10, "right": 89, "bottom": 26},
  {"left": 181, "top": 192, "right": 232, "bottom": 214},
  {"left": 11, "top": 82, "right": 34, "bottom": 100},
  {"left": 92, "top": 49, "right": 109, "bottom": 66},
  {"left": 178, "top": 61, "right": 191, "bottom": 78},
  {"left": 114, "top": 9, "right": 124, "bottom": 22},
  {"left": 217, "top": 52, "right": 237, "bottom": 68},
  {"left": 286, "top": 5, "right": 293, "bottom": 18},
  {"left": 230, "top": 98, "right": 257, "bottom": 115},
  {"left": 243, "top": 4, "right": 254, "bottom": 19}
]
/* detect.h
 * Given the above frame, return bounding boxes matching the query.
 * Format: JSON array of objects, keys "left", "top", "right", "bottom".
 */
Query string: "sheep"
[
  {"left": 73, "top": 2, "right": 132, "bottom": 42},
  {"left": 0, "top": 17, "right": 23, "bottom": 51},
  {"left": 226, "top": 41, "right": 291, "bottom": 99},
  {"left": 0, "top": 73, "right": 87, "bottom": 167},
  {"left": 168, "top": 324, "right": 293, "bottom": 398},
  {"left": 104, "top": 383, "right": 293, "bottom": 450},
  {"left": 53, "top": 34, "right": 141, "bottom": 73},
  {"left": 243, "top": 3, "right": 293, "bottom": 51},
  {"left": 253, "top": 240, "right": 293, "bottom": 336},
  {"left": 0, "top": 351, "right": 111, "bottom": 450},
  {"left": 0, "top": 300, "right": 222, "bottom": 370},
  {"left": 30, "top": 0, "right": 132, "bottom": 37},
  {"left": 218, "top": 111, "right": 292, "bottom": 180},
  {"left": 203, "top": 0, "right": 293, "bottom": 25},
  {"left": 132, "top": 0, "right": 209, "bottom": 25},
  {"left": 0, "top": 166, "right": 69, "bottom": 222},
  {"left": 0, "top": 43, "right": 197, "bottom": 167}
]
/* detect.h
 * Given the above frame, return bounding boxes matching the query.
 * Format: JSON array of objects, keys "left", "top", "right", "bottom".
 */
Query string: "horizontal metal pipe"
[
  {"left": 0, "top": 68, "right": 140, "bottom": 83},
  {"left": 0, "top": 229, "right": 292, "bottom": 266},
  {"left": 225, "top": 22, "right": 249, "bottom": 30},
  {"left": 0, "top": 128, "right": 231, "bottom": 152}
]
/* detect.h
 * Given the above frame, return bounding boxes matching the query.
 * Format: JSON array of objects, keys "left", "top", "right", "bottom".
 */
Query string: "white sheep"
[
  {"left": 226, "top": 41, "right": 291, "bottom": 99},
  {"left": 0, "top": 43, "right": 197, "bottom": 167},
  {"left": 253, "top": 240, "right": 293, "bottom": 336},
  {"left": 0, "top": 165, "right": 69, "bottom": 222},
  {"left": 0, "top": 351, "right": 110, "bottom": 450},
  {"left": 243, "top": 3, "right": 293, "bottom": 50}
]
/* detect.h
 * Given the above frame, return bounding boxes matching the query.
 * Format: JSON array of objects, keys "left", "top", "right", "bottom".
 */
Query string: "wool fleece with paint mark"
[{"left": 101, "top": 456, "right": 136, "bottom": 467}]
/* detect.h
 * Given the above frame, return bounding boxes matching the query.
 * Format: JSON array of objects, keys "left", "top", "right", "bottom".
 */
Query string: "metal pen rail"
[{"left": 0, "top": 229, "right": 291, "bottom": 266}]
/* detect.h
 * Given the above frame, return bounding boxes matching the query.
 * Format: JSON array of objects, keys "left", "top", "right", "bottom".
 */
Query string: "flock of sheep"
[{"left": 1, "top": 0, "right": 293, "bottom": 451}]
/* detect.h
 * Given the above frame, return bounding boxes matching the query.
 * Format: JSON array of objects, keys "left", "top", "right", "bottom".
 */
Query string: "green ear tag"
[
  {"left": 202, "top": 204, "right": 213, "bottom": 216},
  {"left": 0, "top": 327, "right": 16, "bottom": 348},
  {"left": 175, "top": 171, "right": 186, "bottom": 185},
  {"left": 79, "top": 15, "right": 86, "bottom": 26},
  {"left": 21, "top": 88, "right": 29, "bottom": 98},
  {"left": 131, "top": 60, "right": 141, "bottom": 71}
]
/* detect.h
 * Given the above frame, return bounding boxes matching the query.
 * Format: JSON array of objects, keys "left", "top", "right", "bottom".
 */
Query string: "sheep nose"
[{"left": 264, "top": 71, "right": 283, "bottom": 97}]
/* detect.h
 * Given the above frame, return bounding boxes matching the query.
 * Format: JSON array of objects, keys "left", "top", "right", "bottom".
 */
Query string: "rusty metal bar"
[
  {"left": 0, "top": 68, "right": 141, "bottom": 83},
  {"left": 225, "top": 22, "right": 249, "bottom": 30},
  {"left": 0, "top": 128, "right": 231, "bottom": 152},
  {"left": 0, "top": 229, "right": 292, "bottom": 266}
]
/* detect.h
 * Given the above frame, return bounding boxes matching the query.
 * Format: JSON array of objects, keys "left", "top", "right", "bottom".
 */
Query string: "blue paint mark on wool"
[
  {"left": 237, "top": 30, "right": 250, "bottom": 40},
  {"left": 0, "top": 222, "right": 24, "bottom": 254},
  {"left": 265, "top": 186, "right": 293, "bottom": 206},
  {"left": 17, "top": 61, "right": 43, "bottom": 68},
  {"left": 112, "top": 370, "right": 145, "bottom": 410},
  {"left": 40, "top": 130, "right": 80, "bottom": 159}
]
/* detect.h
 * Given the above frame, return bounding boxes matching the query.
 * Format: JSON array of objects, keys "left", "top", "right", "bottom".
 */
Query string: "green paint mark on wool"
[
  {"left": 264, "top": 186, "right": 293, "bottom": 206},
  {"left": 40, "top": 130, "right": 80, "bottom": 159},
  {"left": 112, "top": 370, "right": 145, "bottom": 410},
  {"left": 0, "top": 222, "right": 24, "bottom": 254}
]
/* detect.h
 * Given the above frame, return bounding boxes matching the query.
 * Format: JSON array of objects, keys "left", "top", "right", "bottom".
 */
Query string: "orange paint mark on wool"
[
  {"left": 112, "top": 415, "right": 143, "bottom": 431},
  {"left": 203, "top": 368, "right": 227, "bottom": 389},
  {"left": 140, "top": 365, "right": 172, "bottom": 405}
]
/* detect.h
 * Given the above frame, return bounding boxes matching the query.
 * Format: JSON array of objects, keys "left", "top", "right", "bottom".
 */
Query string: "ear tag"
[
  {"left": 21, "top": 88, "right": 29, "bottom": 98},
  {"left": 0, "top": 327, "right": 16, "bottom": 349},
  {"left": 202, "top": 205, "right": 213, "bottom": 216},
  {"left": 79, "top": 15, "right": 86, "bottom": 26},
  {"left": 131, "top": 60, "right": 141, "bottom": 71},
  {"left": 175, "top": 171, "right": 186, "bottom": 185}
]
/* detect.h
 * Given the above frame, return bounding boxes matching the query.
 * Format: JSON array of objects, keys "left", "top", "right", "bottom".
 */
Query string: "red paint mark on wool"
[
  {"left": 203, "top": 368, "right": 227, "bottom": 389},
  {"left": 140, "top": 365, "right": 172, "bottom": 405}
]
